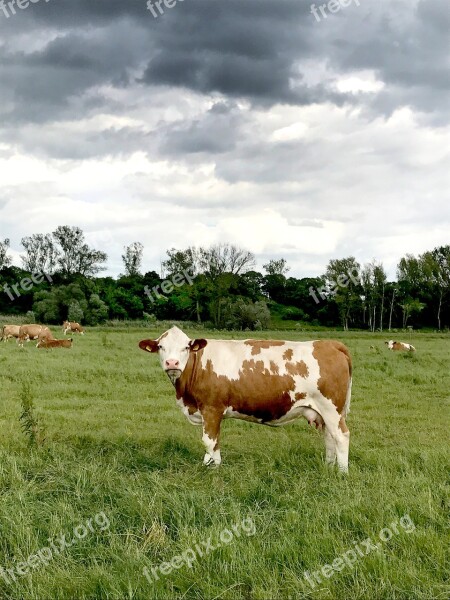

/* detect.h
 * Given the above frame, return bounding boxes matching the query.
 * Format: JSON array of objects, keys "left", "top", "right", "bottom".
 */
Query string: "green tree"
[
  {"left": 122, "top": 242, "right": 144, "bottom": 277},
  {"left": 263, "top": 258, "right": 290, "bottom": 276},
  {"left": 324, "top": 257, "right": 362, "bottom": 330},
  {"left": 0, "top": 238, "right": 12, "bottom": 269},
  {"left": 361, "top": 261, "right": 387, "bottom": 331},
  {"left": 21, "top": 234, "right": 57, "bottom": 273},
  {"left": 52, "top": 226, "right": 107, "bottom": 278},
  {"left": 68, "top": 300, "right": 84, "bottom": 324},
  {"left": 86, "top": 294, "right": 109, "bottom": 325},
  {"left": 422, "top": 246, "right": 450, "bottom": 330}
]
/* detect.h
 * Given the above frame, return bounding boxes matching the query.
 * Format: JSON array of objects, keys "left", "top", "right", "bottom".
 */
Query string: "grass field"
[{"left": 0, "top": 326, "right": 448, "bottom": 600}]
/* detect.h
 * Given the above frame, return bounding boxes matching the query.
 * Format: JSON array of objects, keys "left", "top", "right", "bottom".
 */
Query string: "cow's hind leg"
[
  {"left": 324, "top": 427, "right": 336, "bottom": 466},
  {"left": 323, "top": 417, "right": 349, "bottom": 473},
  {"left": 201, "top": 408, "right": 222, "bottom": 467},
  {"left": 335, "top": 418, "right": 350, "bottom": 472}
]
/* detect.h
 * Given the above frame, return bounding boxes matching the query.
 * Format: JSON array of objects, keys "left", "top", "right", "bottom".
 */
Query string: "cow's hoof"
[{"left": 203, "top": 457, "right": 220, "bottom": 468}]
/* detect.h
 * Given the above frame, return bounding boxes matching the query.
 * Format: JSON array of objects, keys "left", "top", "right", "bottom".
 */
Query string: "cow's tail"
[
  {"left": 333, "top": 342, "right": 352, "bottom": 417},
  {"left": 343, "top": 374, "right": 352, "bottom": 417}
]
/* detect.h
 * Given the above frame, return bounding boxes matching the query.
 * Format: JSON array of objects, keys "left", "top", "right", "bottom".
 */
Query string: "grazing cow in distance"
[
  {"left": 385, "top": 340, "right": 416, "bottom": 352},
  {"left": 139, "top": 326, "right": 352, "bottom": 472},
  {"left": 63, "top": 321, "right": 84, "bottom": 335},
  {"left": 37, "top": 338, "right": 73, "bottom": 349},
  {"left": 18, "top": 325, "right": 54, "bottom": 347},
  {"left": 1, "top": 325, "right": 21, "bottom": 342}
]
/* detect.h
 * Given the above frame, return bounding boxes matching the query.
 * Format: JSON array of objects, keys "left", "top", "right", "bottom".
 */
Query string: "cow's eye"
[{"left": 158, "top": 345, "right": 164, "bottom": 351}]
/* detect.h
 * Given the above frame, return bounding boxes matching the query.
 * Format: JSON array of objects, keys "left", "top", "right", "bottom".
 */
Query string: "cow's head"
[{"left": 139, "top": 326, "right": 207, "bottom": 384}]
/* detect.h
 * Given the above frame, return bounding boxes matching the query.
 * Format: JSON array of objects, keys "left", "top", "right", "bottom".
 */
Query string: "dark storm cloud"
[
  {"left": 159, "top": 101, "right": 249, "bottom": 155},
  {"left": 0, "top": 0, "right": 448, "bottom": 157}
]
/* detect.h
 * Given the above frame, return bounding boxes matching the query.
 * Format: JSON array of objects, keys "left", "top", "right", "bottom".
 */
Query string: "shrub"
[
  {"left": 68, "top": 300, "right": 84, "bottom": 324},
  {"left": 224, "top": 299, "right": 271, "bottom": 330}
]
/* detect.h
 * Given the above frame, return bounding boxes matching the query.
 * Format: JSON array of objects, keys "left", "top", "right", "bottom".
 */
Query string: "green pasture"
[{"left": 0, "top": 326, "right": 448, "bottom": 599}]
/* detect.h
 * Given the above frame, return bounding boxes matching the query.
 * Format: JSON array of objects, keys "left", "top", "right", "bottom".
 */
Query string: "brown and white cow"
[
  {"left": 37, "top": 338, "right": 73, "bottom": 349},
  {"left": 1, "top": 325, "right": 21, "bottom": 342},
  {"left": 63, "top": 321, "right": 84, "bottom": 335},
  {"left": 139, "top": 326, "right": 352, "bottom": 472},
  {"left": 385, "top": 340, "right": 416, "bottom": 352},
  {"left": 17, "top": 324, "right": 54, "bottom": 347}
]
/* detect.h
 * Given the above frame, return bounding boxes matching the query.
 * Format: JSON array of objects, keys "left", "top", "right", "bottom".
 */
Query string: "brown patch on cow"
[
  {"left": 312, "top": 340, "right": 352, "bottom": 414},
  {"left": 339, "top": 416, "right": 349, "bottom": 433},
  {"left": 269, "top": 361, "right": 280, "bottom": 375},
  {"left": 202, "top": 407, "right": 222, "bottom": 450},
  {"left": 285, "top": 361, "right": 309, "bottom": 378},
  {"left": 283, "top": 348, "right": 293, "bottom": 361},
  {"left": 244, "top": 339, "right": 286, "bottom": 355},
  {"left": 177, "top": 351, "right": 295, "bottom": 423},
  {"left": 295, "top": 392, "right": 307, "bottom": 401}
]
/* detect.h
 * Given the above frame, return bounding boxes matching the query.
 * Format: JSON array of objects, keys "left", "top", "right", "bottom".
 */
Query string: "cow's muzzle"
[{"left": 165, "top": 368, "right": 182, "bottom": 384}]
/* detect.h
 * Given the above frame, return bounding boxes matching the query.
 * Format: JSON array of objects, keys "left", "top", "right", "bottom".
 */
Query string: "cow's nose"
[{"left": 165, "top": 359, "right": 180, "bottom": 369}]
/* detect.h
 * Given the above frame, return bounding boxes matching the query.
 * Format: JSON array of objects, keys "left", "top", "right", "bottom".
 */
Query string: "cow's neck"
[{"left": 175, "top": 350, "right": 202, "bottom": 399}]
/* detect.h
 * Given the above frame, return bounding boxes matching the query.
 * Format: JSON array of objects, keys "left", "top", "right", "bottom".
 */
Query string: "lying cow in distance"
[
  {"left": 139, "top": 326, "right": 352, "bottom": 472},
  {"left": 385, "top": 340, "right": 416, "bottom": 352},
  {"left": 63, "top": 321, "right": 84, "bottom": 335},
  {"left": 1, "top": 325, "right": 21, "bottom": 342},
  {"left": 18, "top": 324, "right": 54, "bottom": 347},
  {"left": 37, "top": 338, "right": 73, "bottom": 349}
]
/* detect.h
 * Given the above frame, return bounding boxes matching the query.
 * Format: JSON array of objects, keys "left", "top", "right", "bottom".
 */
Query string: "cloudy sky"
[{"left": 0, "top": 0, "right": 448, "bottom": 279}]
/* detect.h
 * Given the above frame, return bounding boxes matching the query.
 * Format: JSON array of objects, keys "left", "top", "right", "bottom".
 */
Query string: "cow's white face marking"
[
  {"left": 139, "top": 326, "right": 207, "bottom": 384},
  {"left": 157, "top": 327, "right": 191, "bottom": 382}
]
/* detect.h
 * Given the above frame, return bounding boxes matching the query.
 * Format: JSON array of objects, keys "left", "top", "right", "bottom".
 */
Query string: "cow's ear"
[
  {"left": 189, "top": 339, "right": 207, "bottom": 352},
  {"left": 139, "top": 339, "right": 159, "bottom": 353}
]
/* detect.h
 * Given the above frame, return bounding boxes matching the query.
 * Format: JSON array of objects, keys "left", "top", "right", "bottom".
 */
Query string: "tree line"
[{"left": 0, "top": 227, "right": 448, "bottom": 330}]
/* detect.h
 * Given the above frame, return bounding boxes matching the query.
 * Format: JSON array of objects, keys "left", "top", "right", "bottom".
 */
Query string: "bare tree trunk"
[
  {"left": 388, "top": 289, "right": 396, "bottom": 331},
  {"left": 402, "top": 307, "right": 409, "bottom": 330},
  {"left": 380, "top": 284, "right": 385, "bottom": 332},
  {"left": 437, "top": 290, "right": 443, "bottom": 331}
]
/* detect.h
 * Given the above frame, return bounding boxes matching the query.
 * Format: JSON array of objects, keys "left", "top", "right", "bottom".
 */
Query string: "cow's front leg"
[{"left": 201, "top": 408, "right": 223, "bottom": 467}]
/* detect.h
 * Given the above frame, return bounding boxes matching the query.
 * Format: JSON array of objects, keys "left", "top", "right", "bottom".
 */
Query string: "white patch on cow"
[
  {"left": 334, "top": 430, "right": 350, "bottom": 473},
  {"left": 176, "top": 398, "right": 202, "bottom": 425},
  {"left": 200, "top": 340, "right": 250, "bottom": 380},
  {"left": 202, "top": 432, "right": 221, "bottom": 466},
  {"left": 324, "top": 428, "right": 336, "bottom": 465},
  {"left": 200, "top": 339, "right": 318, "bottom": 381}
]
